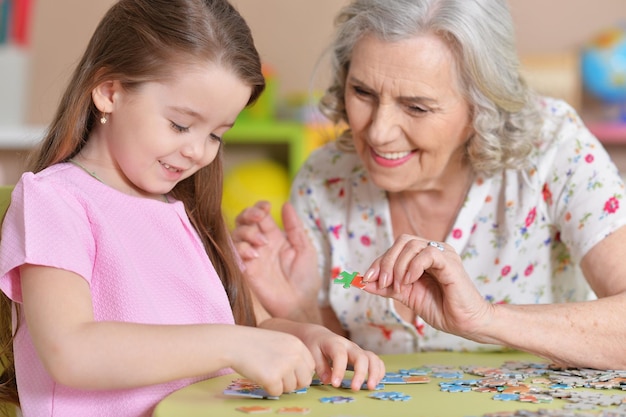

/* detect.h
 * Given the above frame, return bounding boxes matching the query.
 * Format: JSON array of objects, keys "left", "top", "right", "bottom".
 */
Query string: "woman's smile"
[{"left": 370, "top": 148, "right": 415, "bottom": 167}]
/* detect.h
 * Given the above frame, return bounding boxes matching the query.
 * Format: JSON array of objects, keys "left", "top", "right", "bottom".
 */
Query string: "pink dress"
[{"left": 0, "top": 163, "right": 235, "bottom": 417}]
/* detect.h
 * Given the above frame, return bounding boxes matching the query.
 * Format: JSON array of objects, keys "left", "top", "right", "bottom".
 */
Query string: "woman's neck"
[{"left": 389, "top": 165, "right": 475, "bottom": 241}]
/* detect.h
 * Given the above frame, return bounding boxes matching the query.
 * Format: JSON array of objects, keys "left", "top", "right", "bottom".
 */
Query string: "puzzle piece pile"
[
  {"left": 457, "top": 361, "right": 626, "bottom": 417},
  {"left": 225, "top": 360, "right": 626, "bottom": 416}
]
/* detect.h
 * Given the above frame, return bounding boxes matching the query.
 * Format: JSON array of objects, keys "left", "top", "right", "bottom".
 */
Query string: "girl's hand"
[
  {"left": 228, "top": 326, "right": 316, "bottom": 396},
  {"left": 362, "top": 235, "right": 495, "bottom": 342},
  {"left": 232, "top": 201, "right": 322, "bottom": 322},
  {"left": 296, "top": 323, "right": 386, "bottom": 391}
]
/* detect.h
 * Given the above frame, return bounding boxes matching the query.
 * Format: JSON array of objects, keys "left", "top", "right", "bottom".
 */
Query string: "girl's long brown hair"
[{"left": 0, "top": 0, "right": 264, "bottom": 409}]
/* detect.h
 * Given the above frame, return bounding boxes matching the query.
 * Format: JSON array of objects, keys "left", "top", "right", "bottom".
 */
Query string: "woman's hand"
[
  {"left": 232, "top": 201, "right": 322, "bottom": 322},
  {"left": 362, "top": 235, "right": 495, "bottom": 342}
]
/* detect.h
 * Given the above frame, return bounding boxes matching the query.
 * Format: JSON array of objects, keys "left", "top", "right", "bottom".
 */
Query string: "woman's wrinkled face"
[{"left": 344, "top": 33, "right": 474, "bottom": 192}]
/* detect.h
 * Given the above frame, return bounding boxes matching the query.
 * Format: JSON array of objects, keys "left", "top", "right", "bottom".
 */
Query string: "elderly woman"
[{"left": 233, "top": 0, "right": 626, "bottom": 369}]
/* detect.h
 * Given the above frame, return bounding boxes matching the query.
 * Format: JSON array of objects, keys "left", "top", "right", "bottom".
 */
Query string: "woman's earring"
[{"left": 100, "top": 113, "right": 108, "bottom": 124}]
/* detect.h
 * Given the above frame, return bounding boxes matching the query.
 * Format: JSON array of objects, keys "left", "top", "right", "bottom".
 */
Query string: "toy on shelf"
[
  {"left": 237, "top": 63, "right": 277, "bottom": 122},
  {"left": 222, "top": 159, "right": 290, "bottom": 230},
  {"left": 581, "top": 25, "right": 626, "bottom": 122},
  {"left": 580, "top": 25, "right": 626, "bottom": 144}
]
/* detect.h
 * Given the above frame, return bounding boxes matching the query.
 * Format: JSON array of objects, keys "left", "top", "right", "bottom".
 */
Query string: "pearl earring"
[{"left": 100, "top": 113, "right": 108, "bottom": 124}]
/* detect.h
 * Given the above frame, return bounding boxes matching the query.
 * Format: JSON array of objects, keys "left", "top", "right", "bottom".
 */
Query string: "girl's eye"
[
  {"left": 209, "top": 133, "right": 223, "bottom": 143},
  {"left": 170, "top": 121, "right": 190, "bottom": 133}
]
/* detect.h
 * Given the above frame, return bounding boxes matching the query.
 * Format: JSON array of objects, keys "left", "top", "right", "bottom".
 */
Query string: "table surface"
[{"left": 152, "top": 350, "right": 626, "bottom": 417}]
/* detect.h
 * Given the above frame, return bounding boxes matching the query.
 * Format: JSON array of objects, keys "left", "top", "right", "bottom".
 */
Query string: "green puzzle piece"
[{"left": 333, "top": 271, "right": 358, "bottom": 289}]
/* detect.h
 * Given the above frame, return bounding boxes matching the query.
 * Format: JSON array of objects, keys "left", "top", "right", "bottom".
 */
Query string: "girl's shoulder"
[{"left": 15, "top": 163, "right": 90, "bottom": 201}]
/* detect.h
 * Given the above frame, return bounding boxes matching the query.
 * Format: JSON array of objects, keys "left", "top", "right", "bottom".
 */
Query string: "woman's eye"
[
  {"left": 170, "top": 122, "right": 190, "bottom": 133},
  {"left": 408, "top": 104, "right": 428, "bottom": 113},
  {"left": 353, "top": 86, "right": 371, "bottom": 97}
]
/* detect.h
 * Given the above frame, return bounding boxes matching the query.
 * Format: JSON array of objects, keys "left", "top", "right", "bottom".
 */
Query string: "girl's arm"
[{"left": 20, "top": 264, "right": 315, "bottom": 396}]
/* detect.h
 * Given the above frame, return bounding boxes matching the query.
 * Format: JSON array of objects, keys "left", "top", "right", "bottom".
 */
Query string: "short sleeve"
[
  {"left": 0, "top": 173, "right": 96, "bottom": 303},
  {"left": 539, "top": 102, "right": 626, "bottom": 262}
]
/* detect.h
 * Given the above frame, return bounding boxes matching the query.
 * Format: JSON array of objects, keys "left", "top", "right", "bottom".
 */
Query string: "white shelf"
[{"left": 0, "top": 125, "right": 45, "bottom": 149}]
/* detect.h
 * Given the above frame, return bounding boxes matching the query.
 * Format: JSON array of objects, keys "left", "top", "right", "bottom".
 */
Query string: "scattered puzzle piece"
[
  {"left": 235, "top": 405, "right": 272, "bottom": 414},
  {"left": 319, "top": 395, "right": 355, "bottom": 404},
  {"left": 276, "top": 407, "right": 311, "bottom": 414},
  {"left": 340, "top": 378, "right": 384, "bottom": 390},
  {"left": 368, "top": 391, "right": 412, "bottom": 401}
]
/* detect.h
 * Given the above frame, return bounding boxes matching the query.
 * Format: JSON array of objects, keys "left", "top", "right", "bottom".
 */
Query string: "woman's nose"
[{"left": 368, "top": 103, "right": 401, "bottom": 144}]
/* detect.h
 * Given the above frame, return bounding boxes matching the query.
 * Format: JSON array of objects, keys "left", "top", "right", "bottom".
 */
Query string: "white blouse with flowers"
[{"left": 290, "top": 97, "right": 626, "bottom": 354}]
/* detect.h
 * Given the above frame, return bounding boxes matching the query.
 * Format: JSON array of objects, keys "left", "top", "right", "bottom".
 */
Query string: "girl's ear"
[{"left": 91, "top": 80, "right": 119, "bottom": 114}]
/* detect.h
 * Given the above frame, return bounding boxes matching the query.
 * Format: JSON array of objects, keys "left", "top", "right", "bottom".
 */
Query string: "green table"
[{"left": 152, "top": 350, "right": 618, "bottom": 417}]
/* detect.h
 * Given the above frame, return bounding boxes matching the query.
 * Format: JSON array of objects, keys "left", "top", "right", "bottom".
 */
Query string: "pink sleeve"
[{"left": 0, "top": 173, "right": 96, "bottom": 303}]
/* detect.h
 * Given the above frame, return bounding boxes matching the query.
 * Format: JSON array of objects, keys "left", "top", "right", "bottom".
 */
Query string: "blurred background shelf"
[
  {"left": 1, "top": 0, "right": 626, "bottom": 211},
  {"left": 587, "top": 121, "right": 626, "bottom": 144}
]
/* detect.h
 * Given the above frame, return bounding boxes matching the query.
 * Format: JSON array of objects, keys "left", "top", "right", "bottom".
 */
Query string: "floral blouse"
[{"left": 290, "top": 97, "right": 626, "bottom": 354}]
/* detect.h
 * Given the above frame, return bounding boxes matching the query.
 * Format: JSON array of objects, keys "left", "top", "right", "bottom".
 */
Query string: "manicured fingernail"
[
  {"left": 257, "top": 234, "right": 269, "bottom": 244},
  {"left": 363, "top": 269, "right": 375, "bottom": 283},
  {"left": 379, "top": 272, "right": 388, "bottom": 289}
]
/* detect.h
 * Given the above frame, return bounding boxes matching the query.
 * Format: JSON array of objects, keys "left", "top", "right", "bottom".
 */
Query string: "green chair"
[
  {"left": 0, "top": 186, "right": 18, "bottom": 417},
  {"left": 0, "top": 186, "right": 12, "bottom": 217}
]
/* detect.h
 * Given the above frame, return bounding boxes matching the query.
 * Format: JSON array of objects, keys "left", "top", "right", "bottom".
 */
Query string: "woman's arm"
[
  {"left": 363, "top": 227, "right": 626, "bottom": 369},
  {"left": 479, "top": 225, "right": 626, "bottom": 368}
]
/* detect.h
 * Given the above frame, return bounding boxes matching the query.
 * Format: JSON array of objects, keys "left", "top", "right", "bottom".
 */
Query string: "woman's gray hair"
[{"left": 319, "top": 0, "right": 542, "bottom": 176}]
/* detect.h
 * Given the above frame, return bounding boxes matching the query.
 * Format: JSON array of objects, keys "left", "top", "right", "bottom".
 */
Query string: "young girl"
[{"left": 0, "top": 1, "right": 384, "bottom": 416}]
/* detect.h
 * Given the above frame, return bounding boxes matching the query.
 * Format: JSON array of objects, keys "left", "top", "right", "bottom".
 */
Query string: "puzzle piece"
[
  {"left": 340, "top": 378, "right": 384, "bottom": 390},
  {"left": 368, "top": 391, "right": 412, "bottom": 401},
  {"left": 223, "top": 388, "right": 279, "bottom": 400},
  {"left": 333, "top": 271, "right": 358, "bottom": 288},
  {"left": 276, "top": 407, "right": 311, "bottom": 414},
  {"left": 224, "top": 379, "right": 280, "bottom": 399},
  {"left": 350, "top": 273, "right": 367, "bottom": 289},
  {"left": 319, "top": 395, "right": 355, "bottom": 404},
  {"left": 381, "top": 374, "right": 430, "bottom": 385},
  {"left": 440, "top": 383, "right": 472, "bottom": 393},
  {"left": 235, "top": 405, "right": 273, "bottom": 414}
]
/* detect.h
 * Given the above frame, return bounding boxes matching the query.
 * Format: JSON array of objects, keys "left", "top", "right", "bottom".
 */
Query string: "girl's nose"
[{"left": 180, "top": 136, "right": 206, "bottom": 161}]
